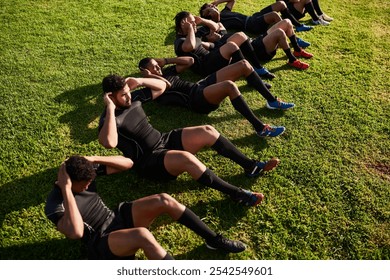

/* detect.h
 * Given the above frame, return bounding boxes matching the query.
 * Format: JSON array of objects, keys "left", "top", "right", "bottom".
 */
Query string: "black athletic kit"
[{"left": 45, "top": 164, "right": 136, "bottom": 259}]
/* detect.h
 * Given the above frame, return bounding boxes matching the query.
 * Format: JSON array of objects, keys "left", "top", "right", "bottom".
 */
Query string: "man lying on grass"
[
  {"left": 98, "top": 74, "right": 280, "bottom": 207},
  {"left": 138, "top": 56, "right": 286, "bottom": 137},
  {"left": 45, "top": 155, "right": 246, "bottom": 259}
]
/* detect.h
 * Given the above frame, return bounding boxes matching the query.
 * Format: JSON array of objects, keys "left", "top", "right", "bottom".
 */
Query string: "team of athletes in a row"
[{"left": 45, "top": 0, "right": 333, "bottom": 260}]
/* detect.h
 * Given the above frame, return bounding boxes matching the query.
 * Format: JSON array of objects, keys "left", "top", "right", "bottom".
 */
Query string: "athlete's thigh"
[
  {"left": 181, "top": 125, "right": 219, "bottom": 153},
  {"left": 215, "top": 61, "right": 251, "bottom": 82},
  {"left": 107, "top": 227, "right": 149, "bottom": 257}
]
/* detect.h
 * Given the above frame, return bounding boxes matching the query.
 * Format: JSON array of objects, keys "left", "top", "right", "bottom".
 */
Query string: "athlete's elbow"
[
  {"left": 99, "top": 138, "right": 117, "bottom": 149},
  {"left": 66, "top": 229, "right": 84, "bottom": 240}
]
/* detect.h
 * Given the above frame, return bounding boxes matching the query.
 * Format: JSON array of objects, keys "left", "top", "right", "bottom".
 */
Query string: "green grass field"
[{"left": 0, "top": 0, "right": 389, "bottom": 260}]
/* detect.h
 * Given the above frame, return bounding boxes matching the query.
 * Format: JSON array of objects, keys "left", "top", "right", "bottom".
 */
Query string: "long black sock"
[
  {"left": 246, "top": 72, "right": 277, "bottom": 102},
  {"left": 177, "top": 207, "right": 217, "bottom": 240},
  {"left": 281, "top": 9, "right": 303, "bottom": 27},
  {"left": 211, "top": 135, "right": 254, "bottom": 169},
  {"left": 305, "top": 3, "right": 319, "bottom": 21},
  {"left": 283, "top": 48, "right": 297, "bottom": 63},
  {"left": 288, "top": 34, "right": 301, "bottom": 52},
  {"left": 231, "top": 95, "right": 265, "bottom": 131},
  {"left": 231, "top": 49, "right": 245, "bottom": 64},
  {"left": 283, "top": 49, "right": 297, "bottom": 62},
  {"left": 312, "top": 0, "right": 324, "bottom": 16},
  {"left": 239, "top": 39, "right": 263, "bottom": 69},
  {"left": 196, "top": 168, "right": 242, "bottom": 196},
  {"left": 162, "top": 253, "right": 175, "bottom": 260}
]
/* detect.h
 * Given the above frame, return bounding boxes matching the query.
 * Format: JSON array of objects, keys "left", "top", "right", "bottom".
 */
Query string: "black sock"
[
  {"left": 211, "top": 135, "right": 254, "bottom": 169},
  {"left": 196, "top": 168, "right": 242, "bottom": 196},
  {"left": 281, "top": 9, "right": 302, "bottom": 27},
  {"left": 305, "top": 3, "right": 319, "bottom": 21},
  {"left": 283, "top": 49, "right": 297, "bottom": 63},
  {"left": 162, "top": 253, "right": 175, "bottom": 260},
  {"left": 288, "top": 35, "right": 301, "bottom": 52},
  {"left": 312, "top": 0, "right": 324, "bottom": 16},
  {"left": 177, "top": 208, "right": 217, "bottom": 240},
  {"left": 239, "top": 39, "right": 263, "bottom": 69},
  {"left": 231, "top": 95, "right": 265, "bottom": 131},
  {"left": 231, "top": 49, "right": 245, "bottom": 64},
  {"left": 246, "top": 72, "right": 277, "bottom": 102}
]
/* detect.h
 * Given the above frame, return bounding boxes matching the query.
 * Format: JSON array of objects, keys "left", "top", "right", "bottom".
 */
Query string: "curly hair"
[
  {"left": 174, "top": 11, "right": 191, "bottom": 34},
  {"left": 102, "top": 74, "right": 126, "bottom": 94},
  {"left": 65, "top": 156, "right": 96, "bottom": 182}
]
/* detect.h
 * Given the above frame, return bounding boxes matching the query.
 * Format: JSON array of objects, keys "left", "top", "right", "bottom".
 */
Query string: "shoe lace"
[
  {"left": 262, "top": 124, "right": 275, "bottom": 133},
  {"left": 216, "top": 234, "right": 239, "bottom": 247}
]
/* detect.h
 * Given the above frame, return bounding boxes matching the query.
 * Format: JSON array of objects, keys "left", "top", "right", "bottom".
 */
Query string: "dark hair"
[
  {"left": 102, "top": 74, "right": 126, "bottom": 94},
  {"left": 174, "top": 11, "right": 191, "bottom": 34},
  {"left": 199, "top": 3, "right": 211, "bottom": 19},
  {"left": 65, "top": 156, "right": 96, "bottom": 182},
  {"left": 138, "top": 57, "right": 152, "bottom": 71}
]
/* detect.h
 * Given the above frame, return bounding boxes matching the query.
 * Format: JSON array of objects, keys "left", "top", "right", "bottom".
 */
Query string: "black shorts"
[
  {"left": 88, "top": 202, "right": 136, "bottom": 260},
  {"left": 246, "top": 13, "right": 268, "bottom": 35},
  {"left": 286, "top": 3, "right": 305, "bottom": 20},
  {"left": 136, "top": 128, "right": 184, "bottom": 180},
  {"left": 251, "top": 36, "right": 276, "bottom": 61},
  {"left": 190, "top": 73, "right": 219, "bottom": 114},
  {"left": 201, "top": 50, "right": 230, "bottom": 76}
]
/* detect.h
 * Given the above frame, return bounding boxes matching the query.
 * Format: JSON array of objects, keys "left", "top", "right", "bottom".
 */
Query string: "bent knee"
[
  {"left": 274, "top": 28, "right": 287, "bottom": 37},
  {"left": 156, "top": 193, "right": 176, "bottom": 207},
  {"left": 282, "top": 18, "right": 293, "bottom": 27},
  {"left": 225, "top": 41, "right": 240, "bottom": 51},
  {"left": 269, "top": 11, "right": 282, "bottom": 22},
  {"left": 222, "top": 80, "right": 239, "bottom": 92},
  {"left": 236, "top": 59, "right": 253, "bottom": 71},
  {"left": 201, "top": 125, "right": 219, "bottom": 137},
  {"left": 276, "top": 1, "right": 287, "bottom": 10}
]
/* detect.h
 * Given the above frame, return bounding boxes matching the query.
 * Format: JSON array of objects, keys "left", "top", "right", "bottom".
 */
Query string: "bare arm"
[
  {"left": 98, "top": 93, "right": 118, "bottom": 149},
  {"left": 156, "top": 56, "right": 194, "bottom": 73},
  {"left": 212, "top": 0, "right": 235, "bottom": 10},
  {"left": 181, "top": 20, "right": 197, "bottom": 52},
  {"left": 83, "top": 155, "right": 133, "bottom": 174},
  {"left": 195, "top": 16, "right": 220, "bottom": 32},
  {"left": 140, "top": 68, "right": 172, "bottom": 90},
  {"left": 56, "top": 163, "right": 84, "bottom": 239},
  {"left": 125, "top": 77, "right": 167, "bottom": 100}
]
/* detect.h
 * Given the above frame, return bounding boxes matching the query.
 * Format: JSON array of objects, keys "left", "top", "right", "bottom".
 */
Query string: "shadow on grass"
[
  {"left": 0, "top": 169, "right": 254, "bottom": 259},
  {"left": 55, "top": 83, "right": 103, "bottom": 144},
  {"left": 163, "top": 28, "right": 176, "bottom": 46},
  {"left": 0, "top": 168, "right": 57, "bottom": 226},
  {"left": 1, "top": 162, "right": 260, "bottom": 260}
]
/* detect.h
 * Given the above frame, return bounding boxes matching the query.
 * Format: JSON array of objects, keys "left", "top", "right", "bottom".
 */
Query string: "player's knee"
[
  {"left": 157, "top": 193, "right": 176, "bottom": 208},
  {"left": 226, "top": 41, "right": 240, "bottom": 51},
  {"left": 235, "top": 31, "right": 248, "bottom": 40},
  {"left": 276, "top": 1, "right": 287, "bottom": 10},
  {"left": 135, "top": 228, "right": 160, "bottom": 250},
  {"left": 223, "top": 80, "right": 238, "bottom": 94},
  {"left": 269, "top": 11, "right": 282, "bottom": 22},
  {"left": 236, "top": 59, "right": 253, "bottom": 72},
  {"left": 275, "top": 28, "right": 287, "bottom": 38},
  {"left": 175, "top": 151, "right": 199, "bottom": 168},
  {"left": 201, "top": 125, "right": 219, "bottom": 138},
  {"left": 282, "top": 18, "right": 293, "bottom": 27}
]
